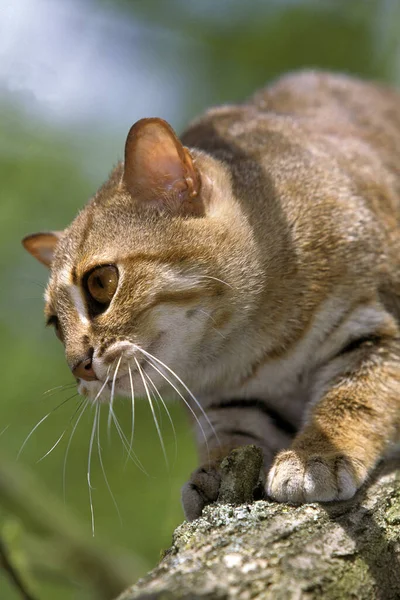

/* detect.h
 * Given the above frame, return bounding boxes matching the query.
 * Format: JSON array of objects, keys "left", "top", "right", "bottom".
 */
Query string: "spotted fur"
[{"left": 23, "top": 71, "right": 400, "bottom": 519}]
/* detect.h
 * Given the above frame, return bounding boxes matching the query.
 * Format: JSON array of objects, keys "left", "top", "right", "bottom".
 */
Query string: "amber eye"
[{"left": 86, "top": 265, "right": 119, "bottom": 305}]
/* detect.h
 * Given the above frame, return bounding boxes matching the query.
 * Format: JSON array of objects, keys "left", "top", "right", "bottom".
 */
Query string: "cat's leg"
[
  {"left": 182, "top": 400, "right": 292, "bottom": 520},
  {"left": 267, "top": 337, "right": 400, "bottom": 503}
]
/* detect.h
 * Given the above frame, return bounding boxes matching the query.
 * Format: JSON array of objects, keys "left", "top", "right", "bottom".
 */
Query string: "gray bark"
[{"left": 117, "top": 447, "right": 400, "bottom": 600}]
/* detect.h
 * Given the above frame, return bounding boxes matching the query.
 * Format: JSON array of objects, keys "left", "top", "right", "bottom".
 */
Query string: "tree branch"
[
  {"left": 116, "top": 447, "right": 400, "bottom": 600},
  {"left": 0, "top": 537, "right": 37, "bottom": 600}
]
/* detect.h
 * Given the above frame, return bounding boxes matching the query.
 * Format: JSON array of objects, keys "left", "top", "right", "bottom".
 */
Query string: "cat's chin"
[{"left": 77, "top": 379, "right": 111, "bottom": 403}]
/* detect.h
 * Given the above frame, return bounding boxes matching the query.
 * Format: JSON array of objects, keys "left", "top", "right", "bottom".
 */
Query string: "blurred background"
[{"left": 1, "top": 0, "right": 399, "bottom": 598}]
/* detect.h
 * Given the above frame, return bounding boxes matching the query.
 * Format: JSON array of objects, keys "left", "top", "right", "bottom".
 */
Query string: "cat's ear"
[
  {"left": 122, "top": 118, "right": 203, "bottom": 216},
  {"left": 22, "top": 231, "right": 62, "bottom": 267}
]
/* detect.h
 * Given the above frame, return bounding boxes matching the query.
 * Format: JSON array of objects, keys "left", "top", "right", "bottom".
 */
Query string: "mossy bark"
[{"left": 117, "top": 448, "right": 400, "bottom": 600}]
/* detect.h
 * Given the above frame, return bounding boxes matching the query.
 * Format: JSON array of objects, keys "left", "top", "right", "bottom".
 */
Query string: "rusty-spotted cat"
[{"left": 23, "top": 70, "right": 400, "bottom": 520}]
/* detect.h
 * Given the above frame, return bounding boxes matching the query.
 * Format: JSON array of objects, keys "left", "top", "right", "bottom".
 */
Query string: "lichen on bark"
[{"left": 117, "top": 447, "right": 400, "bottom": 600}]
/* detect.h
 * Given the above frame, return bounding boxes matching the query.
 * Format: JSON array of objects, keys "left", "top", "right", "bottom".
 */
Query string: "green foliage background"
[{"left": 1, "top": 1, "right": 399, "bottom": 598}]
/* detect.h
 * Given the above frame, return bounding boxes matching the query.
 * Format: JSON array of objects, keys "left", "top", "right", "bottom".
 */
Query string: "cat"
[{"left": 23, "top": 70, "right": 400, "bottom": 521}]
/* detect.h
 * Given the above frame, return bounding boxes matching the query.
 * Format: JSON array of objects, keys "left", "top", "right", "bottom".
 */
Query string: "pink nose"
[{"left": 72, "top": 357, "right": 97, "bottom": 382}]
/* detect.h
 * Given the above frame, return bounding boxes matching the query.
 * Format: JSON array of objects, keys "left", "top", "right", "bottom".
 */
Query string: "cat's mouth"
[
  {"left": 105, "top": 356, "right": 148, "bottom": 390},
  {"left": 80, "top": 335, "right": 166, "bottom": 401},
  {"left": 106, "top": 372, "right": 131, "bottom": 390}
]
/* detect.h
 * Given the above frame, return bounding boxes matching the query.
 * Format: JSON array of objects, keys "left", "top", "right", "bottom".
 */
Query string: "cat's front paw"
[
  {"left": 181, "top": 464, "right": 221, "bottom": 521},
  {"left": 266, "top": 449, "right": 367, "bottom": 503}
]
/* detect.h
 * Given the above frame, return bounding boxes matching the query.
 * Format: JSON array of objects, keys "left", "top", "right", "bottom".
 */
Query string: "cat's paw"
[
  {"left": 181, "top": 464, "right": 221, "bottom": 521},
  {"left": 266, "top": 449, "right": 367, "bottom": 503}
]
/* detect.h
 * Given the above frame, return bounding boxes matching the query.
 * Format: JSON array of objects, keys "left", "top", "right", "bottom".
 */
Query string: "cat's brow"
[
  {"left": 76, "top": 253, "right": 176, "bottom": 276},
  {"left": 118, "top": 251, "right": 206, "bottom": 269}
]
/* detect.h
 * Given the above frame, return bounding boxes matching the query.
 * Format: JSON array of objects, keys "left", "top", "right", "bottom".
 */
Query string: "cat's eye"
[
  {"left": 46, "top": 315, "right": 63, "bottom": 342},
  {"left": 86, "top": 265, "right": 119, "bottom": 305}
]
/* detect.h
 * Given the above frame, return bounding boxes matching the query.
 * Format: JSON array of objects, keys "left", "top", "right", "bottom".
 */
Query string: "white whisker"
[
  {"left": 134, "top": 345, "right": 219, "bottom": 450},
  {"left": 125, "top": 365, "right": 135, "bottom": 468},
  {"left": 134, "top": 357, "right": 169, "bottom": 469},
  {"left": 198, "top": 309, "right": 227, "bottom": 340},
  {"left": 87, "top": 402, "right": 98, "bottom": 537},
  {"left": 193, "top": 275, "right": 234, "bottom": 289},
  {"left": 96, "top": 402, "right": 122, "bottom": 525},
  {"left": 143, "top": 368, "right": 177, "bottom": 467},
  {"left": 108, "top": 355, "right": 122, "bottom": 439},
  {"left": 43, "top": 383, "right": 76, "bottom": 396},
  {"left": 37, "top": 396, "right": 82, "bottom": 463},
  {"left": 17, "top": 395, "right": 75, "bottom": 460},
  {"left": 0, "top": 425, "right": 10, "bottom": 437},
  {"left": 63, "top": 399, "right": 90, "bottom": 503},
  {"left": 39, "top": 431, "right": 66, "bottom": 463},
  {"left": 109, "top": 404, "right": 148, "bottom": 475},
  {"left": 93, "top": 372, "right": 111, "bottom": 405},
  {"left": 141, "top": 355, "right": 211, "bottom": 460}
]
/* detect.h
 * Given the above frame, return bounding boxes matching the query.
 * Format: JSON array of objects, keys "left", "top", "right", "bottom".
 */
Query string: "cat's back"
[
  {"left": 254, "top": 70, "right": 400, "bottom": 173},
  {"left": 183, "top": 70, "right": 400, "bottom": 179},
  {"left": 182, "top": 70, "right": 400, "bottom": 244},
  {"left": 252, "top": 69, "right": 400, "bottom": 132}
]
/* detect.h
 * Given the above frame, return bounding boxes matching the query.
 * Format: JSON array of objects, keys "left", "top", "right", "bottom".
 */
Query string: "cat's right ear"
[
  {"left": 22, "top": 232, "right": 62, "bottom": 267},
  {"left": 122, "top": 118, "right": 204, "bottom": 216}
]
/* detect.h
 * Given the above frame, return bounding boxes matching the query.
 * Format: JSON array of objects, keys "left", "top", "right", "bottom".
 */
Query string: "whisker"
[
  {"left": 109, "top": 406, "right": 148, "bottom": 475},
  {"left": 37, "top": 395, "right": 81, "bottom": 462},
  {"left": 93, "top": 372, "right": 111, "bottom": 405},
  {"left": 125, "top": 365, "right": 135, "bottom": 469},
  {"left": 140, "top": 355, "right": 211, "bottom": 461},
  {"left": 108, "top": 355, "right": 122, "bottom": 440},
  {"left": 197, "top": 309, "right": 227, "bottom": 340},
  {"left": 63, "top": 399, "right": 90, "bottom": 503},
  {"left": 109, "top": 407, "right": 128, "bottom": 460},
  {"left": 0, "top": 425, "right": 10, "bottom": 437},
  {"left": 87, "top": 365, "right": 142, "bottom": 472},
  {"left": 87, "top": 402, "right": 98, "bottom": 537},
  {"left": 192, "top": 275, "right": 234, "bottom": 289},
  {"left": 96, "top": 403, "right": 122, "bottom": 524},
  {"left": 62, "top": 374, "right": 110, "bottom": 504},
  {"left": 134, "top": 345, "right": 219, "bottom": 451},
  {"left": 20, "top": 277, "right": 47, "bottom": 290},
  {"left": 40, "top": 385, "right": 77, "bottom": 403},
  {"left": 43, "top": 383, "right": 76, "bottom": 396},
  {"left": 143, "top": 367, "right": 177, "bottom": 467},
  {"left": 134, "top": 357, "right": 169, "bottom": 469},
  {"left": 17, "top": 394, "right": 76, "bottom": 460},
  {"left": 38, "top": 431, "right": 67, "bottom": 463}
]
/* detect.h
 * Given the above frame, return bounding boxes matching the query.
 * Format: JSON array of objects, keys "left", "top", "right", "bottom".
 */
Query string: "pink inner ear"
[
  {"left": 123, "top": 118, "right": 201, "bottom": 211},
  {"left": 134, "top": 126, "right": 186, "bottom": 193}
]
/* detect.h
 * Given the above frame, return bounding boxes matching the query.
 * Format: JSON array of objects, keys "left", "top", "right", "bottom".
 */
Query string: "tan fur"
[{"left": 23, "top": 70, "right": 400, "bottom": 518}]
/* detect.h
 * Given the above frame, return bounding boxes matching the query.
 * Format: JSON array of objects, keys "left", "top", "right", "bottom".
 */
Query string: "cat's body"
[{"left": 23, "top": 71, "right": 400, "bottom": 520}]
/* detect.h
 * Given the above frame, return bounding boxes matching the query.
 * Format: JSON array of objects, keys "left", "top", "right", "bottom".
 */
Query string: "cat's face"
[{"left": 23, "top": 119, "right": 249, "bottom": 402}]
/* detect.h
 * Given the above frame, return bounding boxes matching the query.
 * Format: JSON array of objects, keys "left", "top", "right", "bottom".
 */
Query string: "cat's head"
[{"left": 22, "top": 118, "right": 254, "bottom": 402}]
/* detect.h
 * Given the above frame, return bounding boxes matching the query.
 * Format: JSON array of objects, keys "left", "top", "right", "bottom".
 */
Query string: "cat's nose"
[{"left": 72, "top": 357, "right": 98, "bottom": 381}]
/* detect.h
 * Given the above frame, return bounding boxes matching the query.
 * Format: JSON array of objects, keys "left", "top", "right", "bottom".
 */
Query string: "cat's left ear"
[
  {"left": 122, "top": 118, "right": 203, "bottom": 216},
  {"left": 22, "top": 231, "right": 62, "bottom": 267}
]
